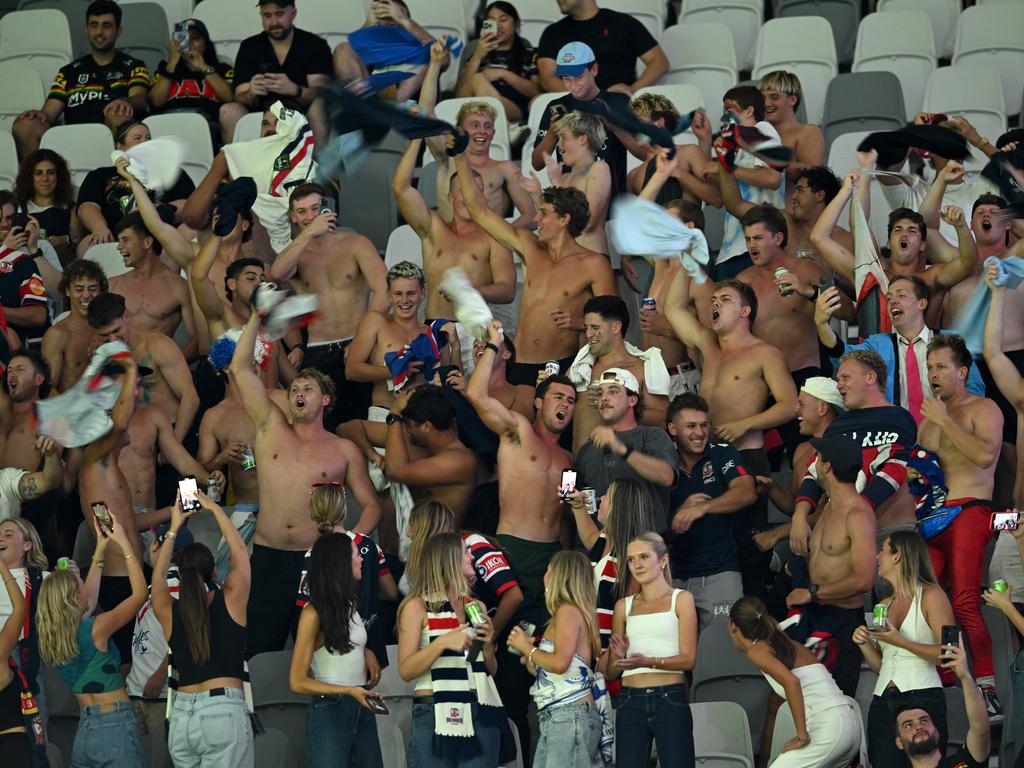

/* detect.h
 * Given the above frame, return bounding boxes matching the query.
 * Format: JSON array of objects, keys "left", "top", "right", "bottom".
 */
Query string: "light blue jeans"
[
  {"left": 533, "top": 698, "right": 601, "bottom": 768},
  {"left": 72, "top": 700, "right": 144, "bottom": 768},
  {"left": 168, "top": 687, "right": 253, "bottom": 768}
]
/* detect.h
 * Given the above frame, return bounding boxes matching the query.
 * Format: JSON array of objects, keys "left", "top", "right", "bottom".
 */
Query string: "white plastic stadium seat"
[
  {"left": 120, "top": 0, "right": 194, "bottom": 35},
  {"left": 753, "top": 16, "right": 838, "bottom": 125},
  {"left": 194, "top": 0, "right": 263, "bottom": 65},
  {"left": 298, "top": 0, "right": 369, "bottom": 49},
  {"left": 660, "top": 23, "right": 738, "bottom": 120},
  {"left": 40, "top": 124, "right": 115, "bottom": 189},
  {"left": 923, "top": 65, "right": 1007, "bottom": 169},
  {"left": 876, "top": 0, "right": 960, "bottom": 61},
  {"left": 511, "top": 0, "right": 561, "bottom": 48},
  {"left": 83, "top": 243, "right": 131, "bottom": 279},
  {"left": 953, "top": 4, "right": 1024, "bottom": 118},
  {"left": 0, "top": 66, "right": 45, "bottom": 134},
  {"left": 385, "top": 224, "right": 424, "bottom": 271},
  {"left": 435, "top": 96, "right": 511, "bottom": 160},
  {"left": 144, "top": 112, "right": 214, "bottom": 186},
  {"left": 0, "top": 133, "right": 18, "bottom": 191},
  {"left": 690, "top": 701, "right": 755, "bottom": 768},
  {"left": 0, "top": 9, "right": 72, "bottom": 86},
  {"left": 520, "top": 92, "right": 564, "bottom": 186},
  {"left": 679, "top": 0, "right": 762, "bottom": 72},
  {"left": 232, "top": 111, "right": 265, "bottom": 144},
  {"left": 853, "top": 10, "right": 936, "bottom": 120},
  {"left": 404, "top": 0, "right": 466, "bottom": 91},
  {"left": 600, "top": 0, "right": 664, "bottom": 39},
  {"left": 827, "top": 130, "right": 907, "bottom": 243}
]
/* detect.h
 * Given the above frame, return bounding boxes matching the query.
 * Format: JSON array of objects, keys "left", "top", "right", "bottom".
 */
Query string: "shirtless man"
[
  {"left": 229, "top": 310, "right": 382, "bottom": 658},
  {"left": 269, "top": 182, "right": 388, "bottom": 429},
  {"left": 87, "top": 292, "right": 199, "bottom": 444},
  {"left": 41, "top": 260, "right": 106, "bottom": 393},
  {"left": 454, "top": 148, "right": 617, "bottom": 385},
  {"left": 108, "top": 212, "right": 198, "bottom": 361},
  {"left": 392, "top": 138, "right": 516, "bottom": 323},
  {"left": 918, "top": 333, "right": 1003, "bottom": 713},
  {"left": 1, "top": 350, "right": 50, "bottom": 473},
  {"left": 784, "top": 434, "right": 877, "bottom": 696},
  {"left": 758, "top": 70, "right": 825, "bottom": 206},
  {"left": 467, "top": 320, "right": 576, "bottom": 600}
]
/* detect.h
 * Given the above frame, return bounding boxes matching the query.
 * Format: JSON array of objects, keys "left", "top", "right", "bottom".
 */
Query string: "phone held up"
[
  {"left": 91, "top": 502, "right": 113, "bottom": 535},
  {"left": 991, "top": 509, "right": 1020, "bottom": 532},
  {"left": 179, "top": 476, "right": 202, "bottom": 513},
  {"left": 940, "top": 625, "right": 959, "bottom": 657}
]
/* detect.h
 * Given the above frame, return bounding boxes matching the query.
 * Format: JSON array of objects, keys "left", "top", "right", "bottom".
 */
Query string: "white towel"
[
  {"left": 567, "top": 342, "right": 670, "bottom": 396},
  {"left": 111, "top": 137, "right": 186, "bottom": 192},
  {"left": 609, "top": 195, "right": 710, "bottom": 284},
  {"left": 438, "top": 266, "right": 493, "bottom": 340}
]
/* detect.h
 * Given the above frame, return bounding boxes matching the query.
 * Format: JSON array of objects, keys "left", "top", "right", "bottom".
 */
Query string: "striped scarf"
[{"left": 425, "top": 601, "right": 504, "bottom": 760}]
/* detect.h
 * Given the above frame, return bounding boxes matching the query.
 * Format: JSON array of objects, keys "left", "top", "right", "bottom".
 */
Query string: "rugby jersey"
[{"left": 48, "top": 52, "right": 149, "bottom": 124}]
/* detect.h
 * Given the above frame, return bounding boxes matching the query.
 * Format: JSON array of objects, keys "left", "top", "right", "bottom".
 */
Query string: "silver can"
[
  {"left": 775, "top": 267, "right": 795, "bottom": 297},
  {"left": 206, "top": 476, "right": 221, "bottom": 503},
  {"left": 240, "top": 443, "right": 256, "bottom": 471},
  {"left": 544, "top": 361, "right": 561, "bottom": 377},
  {"left": 581, "top": 487, "right": 597, "bottom": 517}
]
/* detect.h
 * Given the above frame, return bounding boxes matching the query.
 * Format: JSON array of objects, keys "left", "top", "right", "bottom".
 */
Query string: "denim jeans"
[
  {"left": 72, "top": 700, "right": 144, "bottom": 768},
  {"left": 306, "top": 693, "right": 383, "bottom": 768},
  {"left": 614, "top": 683, "right": 694, "bottom": 768},
  {"left": 866, "top": 686, "right": 946, "bottom": 768},
  {"left": 533, "top": 699, "right": 601, "bottom": 768},
  {"left": 1013, "top": 646, "right": 1024, "bottom": 764},
  {"left": 409, "top": 701, "right": 500, "bottom": 768},
  {"left": 168, "top": 687, "right": 253, "bottom": 768}
]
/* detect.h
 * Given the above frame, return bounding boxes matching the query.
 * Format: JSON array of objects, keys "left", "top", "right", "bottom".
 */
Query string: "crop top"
[
  {"left": 170, "top": 590, "right": 245, "bottom": 687},
  {"left": 56, "top": 617, "right": 123, "bottom": 694}
]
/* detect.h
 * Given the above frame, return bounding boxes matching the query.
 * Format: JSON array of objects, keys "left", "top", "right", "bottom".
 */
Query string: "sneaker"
[{"left": 980, "top": 684, "right": 1004, "bottom": 722}]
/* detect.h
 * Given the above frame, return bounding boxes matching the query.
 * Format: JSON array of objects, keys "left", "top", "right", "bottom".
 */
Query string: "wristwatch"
[
  {"left": 809, "top": 583, "right": 820, "bottom": 602},
  {"left": 386, "top": 413, "right": 403, "bottom": 425},
  {"left": 202, "top": 66, "right": 215, "bottom": 76}
]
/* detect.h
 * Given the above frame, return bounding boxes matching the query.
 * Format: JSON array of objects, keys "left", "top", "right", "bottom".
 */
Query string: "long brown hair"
[
  {"left": 176, "top": 544, "right": 215, "bottom": 666},
  {"left": 545, "top": 551, "right": 600, "bottom": 661},
  {"left": 605, "top": 479, "right": 657, "bottom": 600},
  {"left": 885, "top": 530, "right": 938, "bottom": 596},
  {"left": 730, "top": 596, "right": 795, "bottom": 669}
]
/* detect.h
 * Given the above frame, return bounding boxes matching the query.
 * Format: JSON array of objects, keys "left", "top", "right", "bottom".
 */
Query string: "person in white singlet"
[
  {"left": 606, "top": 532, "right": 698, "bottom": 768},
  {"left": 853, "top": 531, "right": 954, "bottom": 767},
  {"left": 729, "top": 596, "right": 863, "bottom": 767}
]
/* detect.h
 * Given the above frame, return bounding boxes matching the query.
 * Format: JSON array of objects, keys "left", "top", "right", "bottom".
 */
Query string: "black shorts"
[
  {"left": 976, "top": 348, "right": 1024, "bottom": 444},
  {"left": 304, "top": 338, "right": 373, "bottom": 432},
  {"left": 245, "top": 544, "right": 308, "bottom": 659}
]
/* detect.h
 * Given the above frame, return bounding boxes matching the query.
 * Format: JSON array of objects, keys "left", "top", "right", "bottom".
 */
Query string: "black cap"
[
  {"left": 809, "top": 435, "right": 862, "bottom": 479},
  {"left": 257, "top": 0, "right": 294, "bottom": 5}
]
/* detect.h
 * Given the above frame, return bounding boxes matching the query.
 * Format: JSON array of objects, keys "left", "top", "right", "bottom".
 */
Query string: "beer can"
[
  {"left": 544, "top": 361, "right": 560, "bottom": 377},
  {"left": 641, "top": 297, "right": 656, "bottom": 313},
  {"left": 508, "top": 621, "right": 537, "bottom": 656},
  {"left": 581, "top": 487, "right": 597, "bottom": 517},
  {"left": 207, "top": 477, "right": 221, "bottom": 503},
  {"left": 992, "top": 579, "right": 1009, "bottom": 593},
  {"left": 872, "top": 603, "right": 888, "bottom": 631},
  {"left": 465, "top": 601, "right": 487, "bottom": 628},
  {"left": 774, "top": 267, "right": 795, "bottom": 297},
  {"left": 240, "top": 443, "right": 256, "bottom": 471},
  {"left": 57, "top": 557, "right": 71, "bottom": 570}
]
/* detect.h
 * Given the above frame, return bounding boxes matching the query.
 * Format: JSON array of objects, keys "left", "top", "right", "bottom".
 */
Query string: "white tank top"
[
  {"left": 873, "top": 586, "right": 942, "bottom": 695},
  {"left": 310, "top": 612, "right": 368, "bottom": 687},
  {"left": 622, "top": 589, "right": 685, "bottom": 678}
]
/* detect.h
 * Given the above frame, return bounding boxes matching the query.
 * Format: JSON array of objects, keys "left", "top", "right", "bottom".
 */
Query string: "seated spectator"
[
  {"left": 853, "top": 531, "right": 953, "bottom": 768},
  {"left": 13, "top": 149, "right": 80, "bottom": 261},
  {"left": 757, "top": 71, "right": 825, "bottom": 204},
  {"left": 11, "top": 0, "right": 150, "bottom": 159},
  {"left": 606, "top": 532, "right": 698, "bottom": 768},
  {"left": 76, "top": 121, "right": 195, "bottom": 257},
  {"left": 536, "top": 0, "right": 667, "bottom": 96},
  {"left": 37, "top": 515, "right": 148, "bottom": 767},
  {"left": 506, "top": 551, "right": 602, "bottom": 767},
  {"left": 148, "top": 18, "right": 235, "bottom": 146},
  {"left": 220, "top": 0, "right": 333, "bottom": 143},
  {"left": 0, "top": 547, "right": 29, "bottom": 764},
  {"left": 0, "top": 193, "right": 47, "bottom": 341},
  {"left": 456, "top": 2, "right": 540, "bottom": 123},
  {"left": 290, "top": 532, "right": 384, "bottom": 768},
  {"left": 730, "top": 596, "right": 863, "bottom": 767}
]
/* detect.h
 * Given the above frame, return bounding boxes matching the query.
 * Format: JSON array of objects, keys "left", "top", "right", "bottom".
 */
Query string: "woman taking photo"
[
  {"left": 607, "top": 532, "right": 697, "bottom": 768},
  {"left": 397, "top": 532, "right": 504, "bottom": 767},
  {"left": 290, "top": 532, "right": 383, "bottom": 767},
  {"left": 729, "top": 596, "right": 862, "bottom": 767},
  {"left": 37, "top": 516, "right": 147, "bottom": 767},
  {"left": 507, "top": 551, "right": 601, "bottom": 767},
  {"left": 0, "top": 543, "right": 29, "bottom": 765},
  {"left": 14, "top": 149, "right": 79, "bottom": 256},
  {"left": 151, "top": 490, "right": 251, "bottom": 768},
  {"left": 854, "top": 530, "right": 954, "bottom": 766}
]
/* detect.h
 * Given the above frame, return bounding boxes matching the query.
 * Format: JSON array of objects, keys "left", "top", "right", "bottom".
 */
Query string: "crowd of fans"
[{"left": 0, "top": 0, "right": 1022, "bottom": 767}]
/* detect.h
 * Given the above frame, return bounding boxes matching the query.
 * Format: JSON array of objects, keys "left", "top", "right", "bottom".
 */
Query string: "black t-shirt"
[
  {"left": 27, "top": 205, "right": 71, "bottom": 239},
  {"left": 479, "top": 42, "right": 538, "bottom": 111},
  {"left": 153, "top": 59, "right": 234, "bottom": 121},
  {"left": 48, "top": 52, "right": 150, "bottom": 125},
  {"left": 77, "top": 166, "right": 195, "bottom": 230},
  {"left": 669, "top": 443, "right": 749, "bottom": 579},
  {"left": 937, "top": 745, "right": 988, "bottom": 768},
  {"left": 537, "top": 9, "right": 657, "bottom": 91},
  {"left": 533, "top": 90, "right": 631, "bottom": 193},
  {"left": 233, "top": 28, "right": 333, "bottom": 111}
]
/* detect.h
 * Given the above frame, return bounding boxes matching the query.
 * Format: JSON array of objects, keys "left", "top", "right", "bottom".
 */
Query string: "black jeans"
[
  {"left": 245, "top": 544, "right": 307, "bottom": 659},
  {"left": 867, "top": 685, "right": 946, "bottom": 768}
]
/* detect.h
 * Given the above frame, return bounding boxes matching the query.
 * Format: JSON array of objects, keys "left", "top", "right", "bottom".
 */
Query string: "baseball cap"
[
  {"left": 594, "top": 367, "right": 640, "bottom": 393},
  {"left": 554, "top": 42, "right": 595, "bottom": 77},
  {"left": 809, "top": 435, "right": 862, "bottom": 478},
  {"left": 800, "top": 376, "right": 845, "bottom": 412}
]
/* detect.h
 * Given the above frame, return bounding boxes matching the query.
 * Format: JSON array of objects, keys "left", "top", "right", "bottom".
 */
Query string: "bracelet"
[
  {"left": 123, "top": 554, "right": 134, "bottom": 562},
  {"left": 484, "top": 342, "right": 499, "bottom": 354},
  {"left": 528, "top": 647, "right": 539, "bottom": 666},
  {"left": 92, "top": 560, "right": 104, "bottom": 568},
  {"left": 165, "top": 531, "right": 177, "bottom": 540},
  {"left": 621, "top": 445, "right": 634, "bottom": 461}
]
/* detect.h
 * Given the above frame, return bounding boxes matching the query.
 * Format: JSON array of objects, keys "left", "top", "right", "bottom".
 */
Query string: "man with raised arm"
[
  {"left": 229, "top": 309, "right": 382, "bottom": 658},
  {"left": 453, "top": 146, "right": 616, "bottom": 386}
]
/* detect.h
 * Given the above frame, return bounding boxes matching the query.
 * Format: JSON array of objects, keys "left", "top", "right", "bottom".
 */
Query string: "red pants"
[{"left": 927, "top": 499, "right": 993, "bottom": 678}]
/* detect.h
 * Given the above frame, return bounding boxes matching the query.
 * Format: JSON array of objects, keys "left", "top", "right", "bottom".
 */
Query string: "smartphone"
[
  {"left": 173, "top": 22, "right": 190, "bottom": 53},
  {"left": 549, "top": 104, "right": 567, "bottom": 121},
  {"left": 559, "top": 469, "right": 577, "bottom": 500},
  {"left": 10, "top": 210, "right": 28, "bottom": 230},
  {"left": 366, "top": 694, "right": 389, "bottom": 715},
  {"left": 940, "top": 625, "right": 959, "bottom": 650},
  {"left": 435, "top": 364, "right": 458, "bottom": 386},
  {"left": 91, "top": 502, "right": 113, "bottom": 534},
  {"left": 319, "top": 197, "right": 336, "bottom": 216},
  {"left": 818, "top": 273, "right": 836, "bottom": 293},
  {"left": 991, "top": 510, "right": 1021, "bottom": 532},
  {"left": 481, "top": 18, "right": 497, "bottom": 36},
  {"left": 178, "top": 476, "right": 201, "bottom": 513},
  {"left": 259, "top": 62, "right": 276, "bottom": 75}
]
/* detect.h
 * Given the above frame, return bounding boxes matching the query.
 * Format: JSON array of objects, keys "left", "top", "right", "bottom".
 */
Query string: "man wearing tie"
[{"left": 814, "top": 274, "right": 984, "bottom": 423}]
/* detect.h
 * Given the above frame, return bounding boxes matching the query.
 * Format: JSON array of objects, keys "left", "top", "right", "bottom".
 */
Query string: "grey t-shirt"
[{"left": 576, "top": 426, "right": 678, "bottom": 531}]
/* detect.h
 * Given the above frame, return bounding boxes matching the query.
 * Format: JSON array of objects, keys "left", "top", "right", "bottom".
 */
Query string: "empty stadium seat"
[
  {"left": 83, "top": 242, "right": 132, "bottom": 278},
  {"left": 776, "top": 0, "right": 860, "bottom": 66},
  {"left": 753, "top": 16, "right": 838, "bottom": 125},
  {"left": 520, "top": 92, "right": 564, "bottom": 186},
  {"left": 418, "top": 159, "right": 441, "bottom": 210},
  {"left": 253, "top": 727, "right": 292, "bottom": 768},
  {"left": 0, "top": 132, "right": 19, "bottom": 191},
  {"left": 194, "top": 0, "right": 263, "bottom": 65},
  {"left": 768, "top": 700, "right": 796, "bottom": 764},
  {"left": 853, "top": 9, "right": 936, "bottom": 120},
  {"left": 690, "top": 701, "right": 755, "bottom": 768},
  {"left": 297, "top": 0, "right": 369, "bottom": 49},
  {"left": 144, "top": 112, "right": 214, "bottom": 185},
  {"left": 953, "top": 3, "right": 1024, "bottom": 119},
  {"left": 679, "top": 0, "right": 761, "bottom": 73},
  {"left": 0, "top": 8, "right": 72, "bottom": 86},
  {"left": 876, "top": 0, "right": 960, "bottom": 61},
  {"left": 435, "top": 96, "right": 511, "bottom": 159},
  {"left": 0, "top": 66, "right": 45, "bottom": 134},
  {"left": 511, "top": 0, "right": 560, "bottom": 47},
  {"left": 660, "top": 23, "right": 738, "bottom": 119},
  {"left": 600, "top": 0, "right": 664, "bottom": 39},
  {"left": 232, "top": 111, "right": 265, "bottom": 144},
  {"left": 404, "top": 0, "right": 466, "bottom": 91},
  {"left": 821, "top": 71, "right": 906, "bottom": 152},
  {"left": 40, "top": 123, "right": 116, "bottom": 189},
  {"left": 250, "top": 650, "right": 310, "bottom": 768},
  {"left": 120, "top": 0, "right": 194, "bottom": 35},
  {"left": 40, "top": 664, "right": 79, "bottom": 764},
  {"left": 15, "top": 0, "right": 90, "bottom": 58},
  {"left": 338, "top": 150, "right": 402, "bottom": 252},
  {"left": 384, "top": 224, "right": 424, "bottom": 271},
  {"left": 379, "top": 718, "right": 408, "bottom": 768},
  {"left": 118, "top": 2, "right": 169, "bottom": 73},
  {"left": 923, "top": 65, "right": 1007, "bottom": 169}
]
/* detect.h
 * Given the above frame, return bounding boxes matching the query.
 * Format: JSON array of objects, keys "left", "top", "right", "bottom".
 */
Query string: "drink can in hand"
[
  {"left": 544, "top": 361, "right": 560, "bottom": 377},
  {"left": 206, "top": 477, "right": 220, "bottom": 503},
  {"left": 775, "top": 267, "right": 795, "bottom": 297},
  {"left": 992, "top": 579, "right": 1009, "bottom": 593},
  {"left": 641, "top": 297, "right": 656, "bottom": 313},
  {"left": 872, "top": 603, "right": 888, "bottom": 631},
  {"left": 508, "top": 621, "right": 537, "bottom": 656},
  {"left": 57, "top": 557, "right": 71, "bottom": 570},
  {"left": 581, "top": 487, "right": 597, "bottom": 517},
  {"left": 465, "top": 601, "right": 487, "bottom": 628},
  {"left": 240, "top": 443, "right": 256, "bottom": 471}
]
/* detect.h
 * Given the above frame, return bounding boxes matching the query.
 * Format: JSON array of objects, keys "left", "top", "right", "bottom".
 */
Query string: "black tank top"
[
  {"left": 170, "top": 590, "right": 246, "bottom": 686},
  {"left": 0, "top": 673, "right": 22, "bottom": 731}
]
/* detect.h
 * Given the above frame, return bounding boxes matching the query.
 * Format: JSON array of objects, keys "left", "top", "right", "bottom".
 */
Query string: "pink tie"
[{"left": 905, "top": 338, "right": 924, "bottom": 424}]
